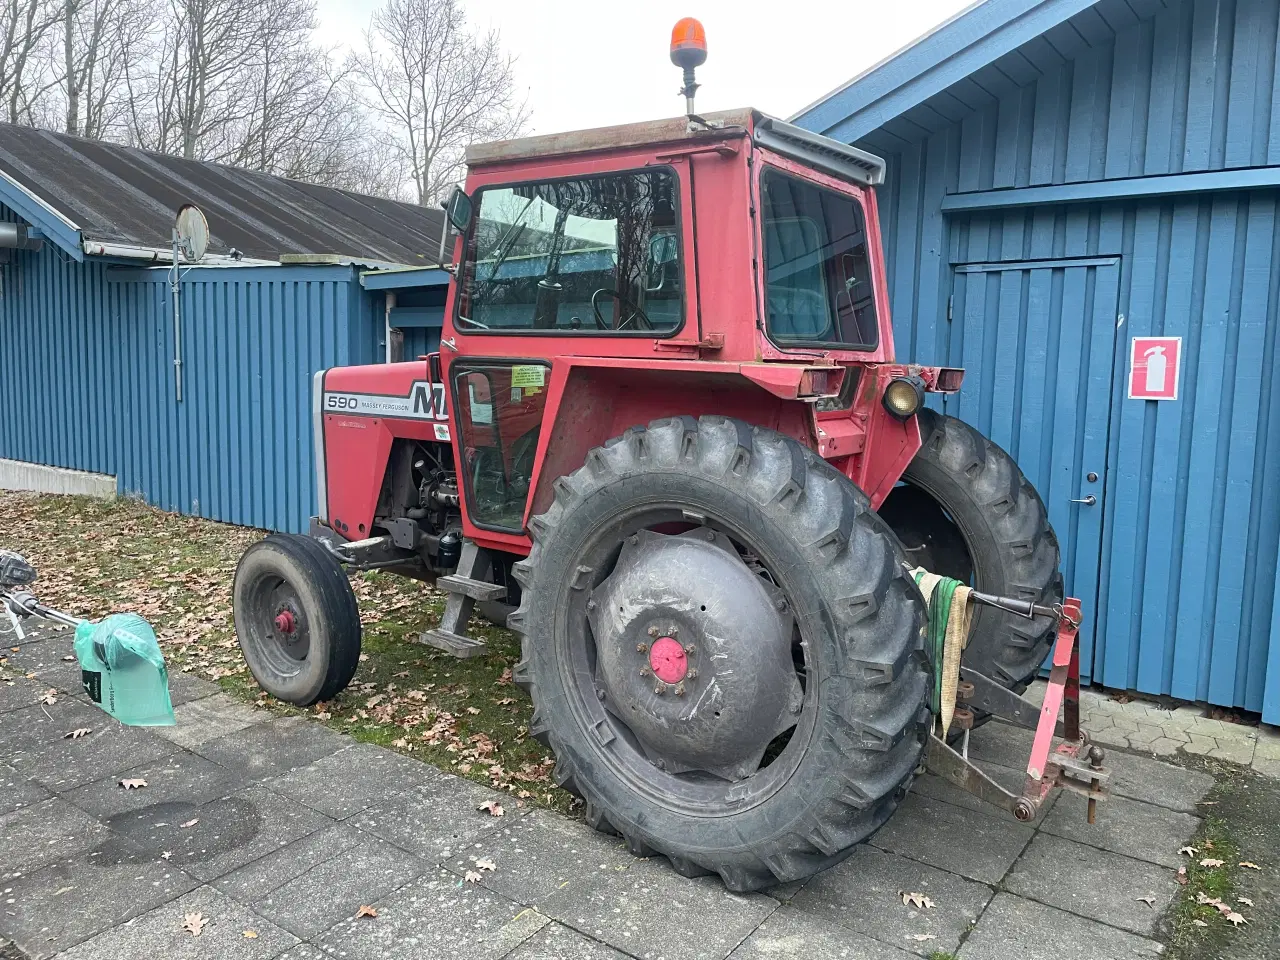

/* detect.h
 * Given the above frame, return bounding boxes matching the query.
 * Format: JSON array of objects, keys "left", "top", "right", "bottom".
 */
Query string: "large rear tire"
[
  {"left": 234, "top": 534, "right": 362, "bottom": 706},
  {"left": 879, "top": 409, "right": 1062, "bottom": 691},
  {"left": 510, "top": 416, "right": 930, "bottom": 892}
]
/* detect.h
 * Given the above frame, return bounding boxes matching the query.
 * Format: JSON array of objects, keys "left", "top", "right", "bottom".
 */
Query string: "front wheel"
[
  {"left": 234, "top": 533, "right": 362, "bottom": 706},
  {"left": 510, "top": 416, "right": 930, "bottom": 892}
]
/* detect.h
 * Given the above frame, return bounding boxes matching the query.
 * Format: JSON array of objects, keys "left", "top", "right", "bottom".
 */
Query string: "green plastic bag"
[{"left": 74, "top": 614, "right": 176, "bottom": 726}]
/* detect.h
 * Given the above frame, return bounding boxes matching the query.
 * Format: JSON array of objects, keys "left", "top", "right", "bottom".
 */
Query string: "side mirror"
[
  {"left": 650, "top": 233, "right": 678, "bottom": 266},
  {"left": 445, "top": 187, "right": 474, "bottom": 233}
]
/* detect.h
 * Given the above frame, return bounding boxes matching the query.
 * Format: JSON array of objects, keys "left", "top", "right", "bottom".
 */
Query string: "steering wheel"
[{"left": 591, "top": 288, "right": 652, "bottom": 331}]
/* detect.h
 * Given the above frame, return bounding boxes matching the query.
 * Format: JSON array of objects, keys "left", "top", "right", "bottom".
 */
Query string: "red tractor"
[{"left": 233, "top": 23, "right": 1100, "bottom": 892}]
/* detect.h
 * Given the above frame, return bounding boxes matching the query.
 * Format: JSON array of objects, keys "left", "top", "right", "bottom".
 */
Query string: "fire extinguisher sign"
[{"left": 1128, "top": 336, "right": 1182, "bottom": 401}]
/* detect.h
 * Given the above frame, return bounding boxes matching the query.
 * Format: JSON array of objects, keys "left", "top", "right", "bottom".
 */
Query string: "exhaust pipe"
[{"left": 0, "top": 222, "right": 43, "bottom": 251}]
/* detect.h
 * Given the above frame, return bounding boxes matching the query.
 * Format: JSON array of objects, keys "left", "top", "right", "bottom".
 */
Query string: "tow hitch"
[{"left": 924, "top": 595, "right": 1110, "bottom": 824}]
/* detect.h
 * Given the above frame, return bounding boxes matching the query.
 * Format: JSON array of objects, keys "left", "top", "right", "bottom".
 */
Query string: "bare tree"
[
  {"left": 352, "top": 0, "right": 528, "bottom": 205},
  {"left": 0, "top": 0, "right": 59, "bottom": 123},
  {"left": 58, "top": 0, "right": 151, "bottom": 137}
]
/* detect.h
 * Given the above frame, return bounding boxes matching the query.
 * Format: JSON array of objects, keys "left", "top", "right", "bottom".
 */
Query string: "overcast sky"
[{"left": 314, "top": 0, "right": 975, "bottom": 135}]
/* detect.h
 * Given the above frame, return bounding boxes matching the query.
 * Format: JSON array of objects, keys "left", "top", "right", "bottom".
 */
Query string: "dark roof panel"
[{"left": 0, "top": 124, "right": 445, "bottom": 265}]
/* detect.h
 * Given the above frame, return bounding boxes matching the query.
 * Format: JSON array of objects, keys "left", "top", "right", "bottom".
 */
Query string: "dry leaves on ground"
[
  {"left": 899, "top": 891, "right": 935, "bottom": 909},
  {"left": 180, "top": 818, "right": 199, "bottom": 828},
  {"left": 182, "top": 913, "right": 208, "bottom": 937},
  {"left": 477, "top": 800, "right": 504, "bottom": 817},
  {"left": 355, "top": 905, "right": 378, "bottom": 919},
  {"left": 1240, "top": 861, "right": 1262, "bottom": 870},
  {"left": 906, "top": 934, "right": 936, "bottom": 943},
  {"left": 62, "top": 728, "right": 91, "bottom": 739},
  {"left": 474, "top": 857, "right": 496, "bottom": 872},
  {"left": 40, "top": 690, "right": 57, "bottom": 705},
  {"left": 1225, "top": 912, "right": 1249, "bottom": 927},
  {"left": 1238, "top": 897, "right": 1254, "bottom": 907},
  {"left": 242, "top": 930, "right": 258, "bottom": 939},
  {"left": 1199, "top": 858, "right": 1225, "bottom": 868},
  {"left": 1136, "top": 896, "right": 1156, "bottom": 907},
  {"left": 1179, "top": 846, "right": 1198, "bottom": 856},
  {"left": 118, "top": 778, "right": 148, "bottom": 790},
  {"left": 464, "top": 870, "right": 482, "bottom": 883},
  {"left": 1176, "top": 866, "right": 1188, "bottom": 885}
]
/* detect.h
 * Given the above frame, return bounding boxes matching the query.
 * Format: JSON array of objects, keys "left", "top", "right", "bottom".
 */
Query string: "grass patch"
[{"left": 0, "top": 491, "right": 571, "bottom": 813}]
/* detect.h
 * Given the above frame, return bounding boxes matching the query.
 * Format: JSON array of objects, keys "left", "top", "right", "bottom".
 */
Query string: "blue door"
[{"left": 946, "top": 258, "right": 1122, "bottom": 679}]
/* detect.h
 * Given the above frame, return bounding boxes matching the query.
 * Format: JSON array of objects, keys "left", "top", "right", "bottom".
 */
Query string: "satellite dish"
[{"left": 174, "top": 204, "right": 209, "bottom": 262}]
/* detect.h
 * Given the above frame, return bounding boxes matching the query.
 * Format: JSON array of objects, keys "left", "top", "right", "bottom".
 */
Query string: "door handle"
[{"left": 1069, "top": 495, "right": 1097, "bottom": 506}]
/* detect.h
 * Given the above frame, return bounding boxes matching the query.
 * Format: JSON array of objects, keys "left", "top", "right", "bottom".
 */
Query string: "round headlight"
[{"left": 883, "top": 377, "right": 924, "bottom": 419}]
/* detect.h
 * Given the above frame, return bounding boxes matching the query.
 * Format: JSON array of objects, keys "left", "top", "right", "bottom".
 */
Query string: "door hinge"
[{"left": 947, "top": 295, "right": 954, "bottom": 323}]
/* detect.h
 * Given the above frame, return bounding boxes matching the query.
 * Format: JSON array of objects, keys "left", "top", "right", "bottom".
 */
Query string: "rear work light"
[{"left": 883, "top": 377, "right": 925, "bottom": 420}]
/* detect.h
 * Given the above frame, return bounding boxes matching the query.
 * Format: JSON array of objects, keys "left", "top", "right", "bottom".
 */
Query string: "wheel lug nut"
[
  {"left": 637, "top": 642, "right": 649, "bottom": 654},
  {"left": 639, "top": 666, "right": 650, "bottom": 677},
  {"left": 654, "top": 684, "right": 665, "bottom": 696},
  {"left": 684, "top": 644, "right": 695, "bottom": 656},
  {"left": 674, "top": 683, "right": 685, "bottom": 696},
  {"left": 775, "top": 596, "right": 788, "bottom": 611},
  {"left": 686, "top": 669, "right": 698, "bottom": 680},
  {"left": 596, "top": 688, "right": 606, "bottom": 701},
  {"left": 705, "top": 531, "right": 715, "bottom": 542},
  {"left": 648, "top": 626, "right": 658, "bottom": 637},
  {"left": 655, "top": 759, "right": 666, "bottom": 770}
]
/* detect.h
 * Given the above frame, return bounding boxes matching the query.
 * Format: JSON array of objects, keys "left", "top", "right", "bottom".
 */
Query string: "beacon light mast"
[{"left": 670, "top": 17, "right": 708, "bottom": 120}]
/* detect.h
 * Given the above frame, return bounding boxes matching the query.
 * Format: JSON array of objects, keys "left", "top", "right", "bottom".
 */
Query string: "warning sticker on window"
[{"left": 511, "top": 365, "right": 546, "bottom": 389}]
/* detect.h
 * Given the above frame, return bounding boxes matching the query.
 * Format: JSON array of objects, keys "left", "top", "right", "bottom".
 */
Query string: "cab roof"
[{"left": 466, "top": 109, "right": 886, "bottom": 187}]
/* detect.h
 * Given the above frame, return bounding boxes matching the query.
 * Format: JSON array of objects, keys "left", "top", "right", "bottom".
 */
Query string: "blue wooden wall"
[
  {"left": 0, "top": 203, "right": 380, "bottom": 534},
  {"left": 814, "top": 0, "right": 1280, "bottom": 722}
]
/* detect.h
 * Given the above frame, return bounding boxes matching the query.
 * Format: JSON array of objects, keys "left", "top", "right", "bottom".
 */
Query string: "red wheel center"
[
  {"left": 274, "top": 610, "right": 297, "bottom": 634},
  {"left": 649, "top": 637, "right": 687, "bottom": 684}
]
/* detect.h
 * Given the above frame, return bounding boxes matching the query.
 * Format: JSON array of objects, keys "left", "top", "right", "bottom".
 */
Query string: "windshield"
[
  {"left": 760, "top": 168, "right": 878, "bottom": 349},
  {"left": 456, "top": 168, "right": 683, "bottom": 334}
]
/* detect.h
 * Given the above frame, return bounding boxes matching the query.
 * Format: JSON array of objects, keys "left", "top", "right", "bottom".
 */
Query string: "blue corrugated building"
[
  {"left": 0, "top": 125, "right": 450, "bottom": 534},
  {"left": 795, "top": 0, "right": 1280, "bottom": 723}
]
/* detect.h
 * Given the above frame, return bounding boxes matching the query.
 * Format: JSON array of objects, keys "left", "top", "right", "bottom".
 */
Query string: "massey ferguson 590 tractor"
[{"left": 233, "top": 21, "right": 1108, "bottom": 892}]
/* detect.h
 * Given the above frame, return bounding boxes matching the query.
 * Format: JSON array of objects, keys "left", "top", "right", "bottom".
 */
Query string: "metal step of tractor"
[
  {"left": 436, "top": 574, "right": 506, "bottom": 602},
  {"left": 415, "top": 541, "right": 499, "bottom": 659}
]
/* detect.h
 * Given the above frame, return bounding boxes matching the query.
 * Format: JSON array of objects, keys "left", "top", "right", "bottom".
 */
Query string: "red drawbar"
[{"left": 649, "top": 637, "right": 688, "bottom": 684}]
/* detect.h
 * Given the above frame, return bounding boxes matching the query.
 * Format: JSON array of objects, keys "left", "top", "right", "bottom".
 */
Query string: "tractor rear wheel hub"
[{"left": 588, "top": 528, "right": 803, "bottom": 780}]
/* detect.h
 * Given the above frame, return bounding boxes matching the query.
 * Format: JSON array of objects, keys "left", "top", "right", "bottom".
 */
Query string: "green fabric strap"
[{"left": 914, "top": 571, "right": 962, "bottom": 715}]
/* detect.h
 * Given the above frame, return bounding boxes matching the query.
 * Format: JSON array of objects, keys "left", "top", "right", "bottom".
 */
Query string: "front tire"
[
  {"left": 234, "top": 534, "right": 362, "bottom": 706},
  {"left": 510, "top": 416, "right": 930, "bottom": 892}
]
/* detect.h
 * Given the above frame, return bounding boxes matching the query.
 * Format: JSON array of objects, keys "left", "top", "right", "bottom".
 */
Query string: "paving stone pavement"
[{"left": 0, "top": 630, "right": 1225, "bottom": 959}]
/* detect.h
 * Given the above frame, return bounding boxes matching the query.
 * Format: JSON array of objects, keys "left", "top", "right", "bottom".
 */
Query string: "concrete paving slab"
[
  {"left": 965, "top": 720, "right": 1038, "bottom": 770},
  {"left": 151, "top": 694, "right": 268, "bottom": 750},
  {"left": 32, "top": 662, "right": 88, "bottom": 702},
  {"left": 1106, "top": 750, "right": 1214, "bottom": 813},
  {"left": 0, "top": 798, "right": 112, "bottom": 879},
  {"left": 349, "top": 774, "right": 517, "bottom": 864},
  {"left": 790, "top": 845, "right": 992, "bottom": 956},
  {"left": 727, "top": 907, "right": 917, "bottom": 960},
  {"left": 503, "top": 921, "right": 634, "bottom": 960},
  {"left": 0, "top": 677, "right": 45, "bottom": 715},
  {"left": 62, "top": 749, "right": 246, "bottom": 818},
  {"left": 4, "top": 709, "right": 178, "bottom": 793},
  {"left": 276, "top": 946, "right": 327, "bottom": 960},
  {"left": 1042, "top": 791, "right": 1200, "bottom": 867},
  {"left": 1003, "top": 833, "right": 1178, "bottom": 936},
  {"left": 0, "top": 855, "right": 198, "bottom": 960},
  {"left": 460, "top": 811, "right": 777, "bottom": 960},
  {"left": 212, "top": 825, "right": 365, "bottom": 903},
  {"left": 957, "top": 892, "right": 1163, "bottom": 960},
  {"left": 251, "top": 835, "right": 428, "bottom": 938},
  {"left": 0, "top": 762, "right": 50, "bottom": 816},
  {"left": 314, "top": 870, "right": 547, "bottom": 960},
  {"left": 869, "top": 792, "right": 1034, "bottom": 884},
  {"left": 194, "top": 716, "right": 350, "bottom": 782},
  {"left": 264, "top": 742, "right": 443, "bottom": 820},
  {"left": 0, "top": 698, "right": 105, "bottom": 750},
  {"left": 53, "top": 884, "right": 298, "bottom": 960},
  {"left": 166, "top": 671, "right": 222, "bottom": 707}
]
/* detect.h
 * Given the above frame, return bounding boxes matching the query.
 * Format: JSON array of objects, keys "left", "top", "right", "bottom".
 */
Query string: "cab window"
[
  {"left": 760, "top": 168, "right": 878, "bottom": 350},
  {"left": 456, "top": 168, "right": 683, "bottom": 335}
]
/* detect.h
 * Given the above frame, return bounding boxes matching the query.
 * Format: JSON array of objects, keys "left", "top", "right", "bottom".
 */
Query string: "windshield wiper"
[{"left": 484, "top": 196, "right": 537, "bottom": 282}]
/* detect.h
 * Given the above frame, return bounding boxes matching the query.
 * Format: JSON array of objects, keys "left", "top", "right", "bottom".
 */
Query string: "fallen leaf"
[
  {"left": 1199, "top": 858, "right": 1225, "bottom": 868},
  {"left": 61, "top": 655, "right": 75, "bottom": 662},
  {"left": 899, "top": 891, "right": 935, "bottom": 910},
  {"left": 1178, "top": 846, "right": 1198, "bottom": 856},
  {"left": 355, "top": 905, "right": 378, "bottom": 919},
  {"left": 1176, "top": 866, "right": 1187, "bottom": 885},
  {"left": 1238, "top": 897, "right": 1254, "bottom": 907},
  {"left": 62, "top": 728, "right": 92, "bottom": 740},
  {"left": 40, "top": 690, "right": 57, "bottom": 705},
  {"left": 906, "top": 934, "right": 937, "bottom": 942},
  {"left": 1196, "top": 892, "right": 1225, "bottom": 908},
  {"left": 474, "top": 858, "right": 496, "bottom": 872},
  {"left": 1193, "top": 919, "right": 1209, "bottom": 928},
  {"left": 182, "top": 912, "right": 208, "bottom": 937},
  {"left": 466, "top": 707, "right": 482, "bottom": 715},
  {"left": 118, "top": 778, "right": 148, "bottom": 790},
  {"left": 1205, "top": 840, "right": 1215, "bottom": 849},
  {"left": 1240, "top": 861, "right": 1262, "bottom": 870},
  {"left": 242, "top": 930, "right": 258, "bottom": 939},
  {"left": 1225, "top": 912, "right": 1249, "bottom": 927},
  {"left": 464, "top": 870, "right": 483, "bottom": 883},
  {"left": 1136, "top": 896, "right": 1156, "bottom": 907},
  {"left": 161, "top": 851, "right": 172, "bottom": 860},
  {"left": 180, "top": 818, "right": 199, "bottom": 828},
  {"left": 477, "top": 800, "right": 504, "bottom": 817}
]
